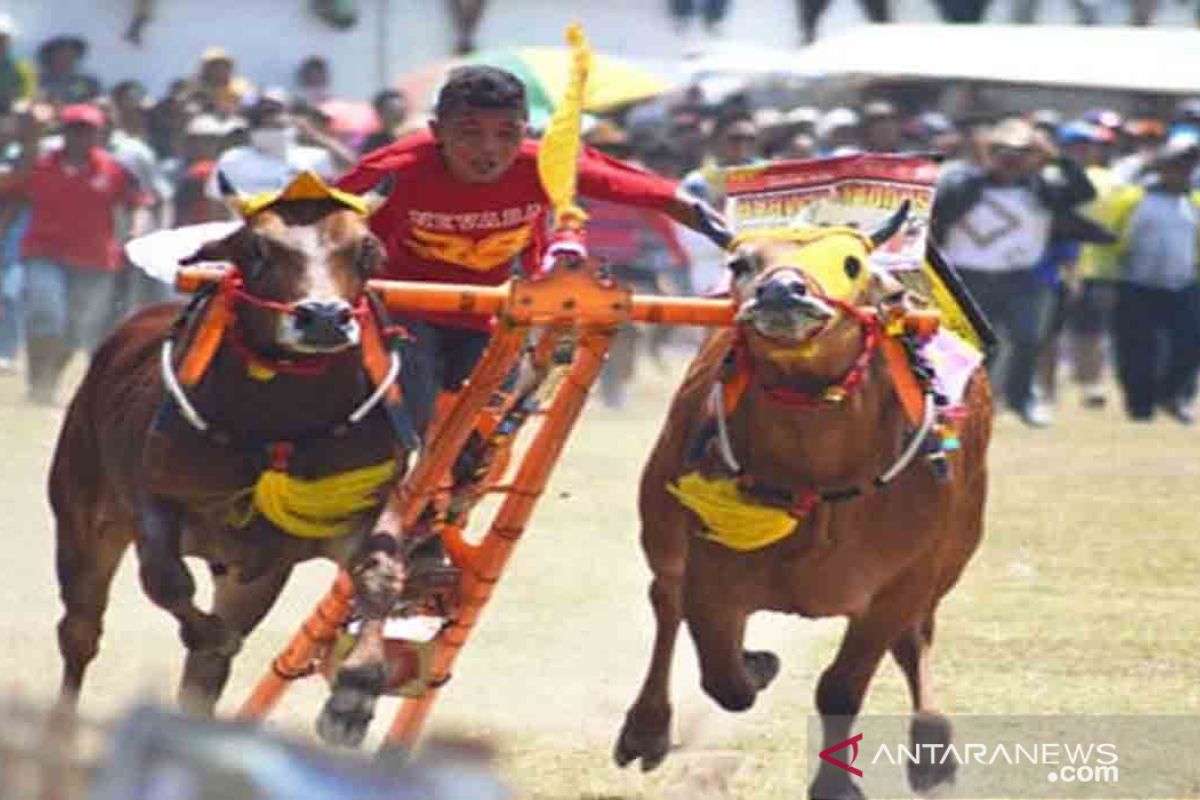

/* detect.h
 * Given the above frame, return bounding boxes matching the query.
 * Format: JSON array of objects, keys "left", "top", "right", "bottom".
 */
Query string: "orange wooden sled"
[{"left": 176, "top": 252, "right": 735, "bottom": 750}]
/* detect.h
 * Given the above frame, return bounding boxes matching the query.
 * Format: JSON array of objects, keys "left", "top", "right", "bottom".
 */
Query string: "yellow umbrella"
[{"left": 397, "top": 46, "right": 671, "bottom": 117}]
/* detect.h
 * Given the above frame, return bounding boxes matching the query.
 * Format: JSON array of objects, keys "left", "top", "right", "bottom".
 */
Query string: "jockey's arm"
[{"left": 577, "top": 147, "right": 732, "bottom": 249}]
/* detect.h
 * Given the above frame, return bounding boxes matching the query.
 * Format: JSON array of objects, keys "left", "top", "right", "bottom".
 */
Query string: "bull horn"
[
  {"left": 869, "top": 199, "right": 911, "bottom": 249},
  {"left": 361, "top": 174, "right": 395, "bottom": 215},
  {"left": 217, "top": 170, "right": 248, "bottom": 217}
]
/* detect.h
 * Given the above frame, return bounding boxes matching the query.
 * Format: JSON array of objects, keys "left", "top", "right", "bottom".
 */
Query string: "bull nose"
[
  {"left": 293, "top": 300, "right": 355, "bottom": 347},
  {"left": 755, "top": 279, "right": 806, "bottom": 309}
]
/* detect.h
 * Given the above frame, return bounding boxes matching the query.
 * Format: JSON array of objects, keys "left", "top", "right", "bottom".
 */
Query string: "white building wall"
[{"left": 4, "top": 0, "right": 1195, "bottom": 100}]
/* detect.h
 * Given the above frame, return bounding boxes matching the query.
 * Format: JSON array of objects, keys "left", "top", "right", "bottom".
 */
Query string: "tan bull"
[{"left": 615, "top": 208, "right": 993, "bottom": 799}]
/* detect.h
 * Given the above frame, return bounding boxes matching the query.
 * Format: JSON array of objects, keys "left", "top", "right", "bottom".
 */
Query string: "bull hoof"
[
  {"left": 614, "top": 721, "right": 671, "bottom": 772},
  {"left": 810, "top": 771, "right": 867, "bottom": 800},
  {"left": 316, "top": 663, "right": 387, "bottom": 748},
  {"left": 908, "top": 713, "right": 957, "bottom": 793},
  {"left": 743, "top": 650, "right": 780, "bottom": 691}
]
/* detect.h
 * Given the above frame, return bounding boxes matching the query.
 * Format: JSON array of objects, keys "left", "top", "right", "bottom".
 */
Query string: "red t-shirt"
[
  {"left": 336, "top": 130, "right": 681, "bottom": 330},
  {"left": 19, "top": 148, "right": 146, "bottom": 271}
]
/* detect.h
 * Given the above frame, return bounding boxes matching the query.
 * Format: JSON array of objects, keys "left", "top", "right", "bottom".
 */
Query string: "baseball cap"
[{"left": 60, "top": 103, "right": 105, "bottom": 128}]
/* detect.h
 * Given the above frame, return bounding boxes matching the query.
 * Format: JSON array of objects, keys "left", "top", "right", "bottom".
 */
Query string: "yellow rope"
[
  {"left": 232, "top": 460, "right": 397, "bottom": 539},
  {"left": 668, "top": 472, "right": 800, "bottom": 552}
]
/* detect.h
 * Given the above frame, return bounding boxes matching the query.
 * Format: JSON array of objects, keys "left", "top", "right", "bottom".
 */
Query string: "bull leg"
[
  {"left": 614, "top": 571, "right": 683, "bottom": 772},
  {"left": 178, "top": 565, "right": 292, "bottom": 715},
  {"left": 810, "top": 566, "right": 936, "bottom": 800},
  {"left": 686, "top": 570, "right": 780, "bottom": 713},
  {"left": 891, "top": 614, "right": 956, "bottom": 794},
  {"left": 56, "top": 522, "right": 130, "bottom": 706},
  {"left": 135, "top": 494, "right": 239, "bottom": 661},
  {"left": 317, "top": 536, "right": 405, "bottom": 747}
]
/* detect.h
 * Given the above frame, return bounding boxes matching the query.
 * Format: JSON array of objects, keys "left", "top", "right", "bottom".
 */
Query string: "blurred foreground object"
[{"left": 89, "top": 704, "right": 510, "bottom": 800}]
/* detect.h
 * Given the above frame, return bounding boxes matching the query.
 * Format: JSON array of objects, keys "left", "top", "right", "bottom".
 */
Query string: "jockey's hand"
[{"left": 667, "top": 188, "right": 733, "bottom": 250}]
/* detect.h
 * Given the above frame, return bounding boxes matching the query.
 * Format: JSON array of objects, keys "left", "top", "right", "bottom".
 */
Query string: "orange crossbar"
[{"left": 174, "top": 268, "right": 735, "bottom": 328}]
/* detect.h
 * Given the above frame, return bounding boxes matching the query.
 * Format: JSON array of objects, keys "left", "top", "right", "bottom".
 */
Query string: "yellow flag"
[{"left": 536, "top": 23, "right": 591, "bottom": 230}]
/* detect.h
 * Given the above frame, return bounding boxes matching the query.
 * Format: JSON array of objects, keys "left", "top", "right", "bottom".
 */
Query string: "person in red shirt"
[
  {"left": 5, "top": 103, "right": 148, "bottom": 403},
  {"left": 336, "top": 65, "right": 729, "bottom": 433}
]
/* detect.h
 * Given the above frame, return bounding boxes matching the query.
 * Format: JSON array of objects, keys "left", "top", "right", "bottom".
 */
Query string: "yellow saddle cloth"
[
  {"left": 668, "top": 472, "right": 801, "bottom": 553},
  {"left": 231, "top": 460, "right": 397, "bottom": 539}
]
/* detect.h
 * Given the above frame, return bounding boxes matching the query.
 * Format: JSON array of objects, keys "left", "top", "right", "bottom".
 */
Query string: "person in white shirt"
[
  {"left": 932, "top": 117, "right": 1108, "bottom": 427},
  {"left": 205, "top": 92, "right": 334, "bottom": 200}
]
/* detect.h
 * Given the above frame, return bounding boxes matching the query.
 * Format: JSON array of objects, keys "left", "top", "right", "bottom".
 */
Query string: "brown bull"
[
  {"left": 615, "top": 211, "right": 992, "bottom": 799},
  {"left": 51, "top": 173, "right": 413, "bottom": 747}
]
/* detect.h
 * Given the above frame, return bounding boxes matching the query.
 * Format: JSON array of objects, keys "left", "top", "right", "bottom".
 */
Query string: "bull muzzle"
[{"left": 280, "top": 300, "right": 361, "bottom": 353}]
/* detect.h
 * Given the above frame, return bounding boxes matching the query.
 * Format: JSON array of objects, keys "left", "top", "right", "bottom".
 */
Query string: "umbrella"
[{"left": 397, "top": 47, "right": 672, "bottom": 121}]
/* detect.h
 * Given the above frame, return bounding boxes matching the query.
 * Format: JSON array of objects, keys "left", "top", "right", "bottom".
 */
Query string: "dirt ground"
[{"left": 0, "top": 345, "right": 1196, "bottom": 799}]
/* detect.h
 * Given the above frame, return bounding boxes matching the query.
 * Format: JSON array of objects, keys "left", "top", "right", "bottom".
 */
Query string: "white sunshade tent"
[{"left": 789, "top": 24, "right": 1200, "bottom": 96}]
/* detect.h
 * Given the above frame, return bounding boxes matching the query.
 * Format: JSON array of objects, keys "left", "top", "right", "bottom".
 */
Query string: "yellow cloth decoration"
[
  {"left": 537, "top": 23, "right": 592, "bottom": 229},
  {"left": 668, "top": 472, "right": 800, "bottom": 552},
  {"left": 730, "top": 226, "right": 874, "bottom": 302},
  {"left": 233, "top": 460, "right": 397, "bottom": 539},
  {"left": 237, "top": 170, "right": 369, "bottom": 218}
]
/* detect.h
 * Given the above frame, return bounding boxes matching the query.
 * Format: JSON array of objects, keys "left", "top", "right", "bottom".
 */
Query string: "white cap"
[
  {"left": 0, "top": 13, "right": 19, "bottom": 38},
  {"left": 816, "top": 107, "right": 860, "bottom": 140}
]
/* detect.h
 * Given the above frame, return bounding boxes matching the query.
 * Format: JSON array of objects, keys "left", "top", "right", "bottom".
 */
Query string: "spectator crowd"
[{"left": 0, "top": 10, "right": 1198, "bottom": 427}]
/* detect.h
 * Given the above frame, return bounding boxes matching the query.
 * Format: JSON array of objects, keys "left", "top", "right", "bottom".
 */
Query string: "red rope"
[
  {"left": 734, "top": 297, "right": 881, "bottom": 410},
  {"left": 216, "top": 269, "right": 372, "bottom": 378}
]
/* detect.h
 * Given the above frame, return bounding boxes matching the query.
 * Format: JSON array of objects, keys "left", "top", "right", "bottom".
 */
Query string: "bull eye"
[{"left": 844, "top": 256, "right": 862, "bottom": 280}]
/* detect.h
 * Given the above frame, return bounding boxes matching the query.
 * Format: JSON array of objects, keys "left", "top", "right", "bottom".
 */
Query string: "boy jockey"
[{"left": 337, "top": 65, "right": 730, "bottom": 434}]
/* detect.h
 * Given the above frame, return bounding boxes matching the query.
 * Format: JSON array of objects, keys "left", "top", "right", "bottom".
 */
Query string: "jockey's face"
[{"left": 432, "top": 107, "right": 526, "bottom": 184}]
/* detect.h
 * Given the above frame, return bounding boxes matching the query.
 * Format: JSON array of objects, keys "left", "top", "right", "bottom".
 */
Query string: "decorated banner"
[{"left": 723, "top": 155, "right": 994, "bottom": 355}]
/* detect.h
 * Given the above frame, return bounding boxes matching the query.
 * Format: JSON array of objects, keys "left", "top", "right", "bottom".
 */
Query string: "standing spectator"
[
  {"left": 861, "top": 99, "right": 903, "bottom": 153},
  {"left": 206, "top": 93, "right": 335, "bottom": 199},
  {"left": 681, "top": 113, "right": 761, "bottom": 293},
  {"left": 37, "top": 36, "right": 101, "bottom": 106},
  {"left": 815, "top": 107, "right": 862, "bottom": 155},
  {"left": 583, "top": 122, "right": 691, "bottom": 407},
  {"left": 5, "top": 104, "right": 149, "bottom": 403},
  {"left": 0, "top": 108, "right": 32, "bottom": 372},
  {"left": 1060, "top": 120, "right": 1121, "bottom": 410},
  {"left": 171, "top": 115, "right": 228, "bottom": 225},
  {"left": 932, "top": 118, "right": 1105, "bottom": 426},
  {"left": 106, "top": 84, "right": 171, "bottom": 313},
  {"left": 195, "top": 47, "right": 252, "bottom": 117},
  {"left": 295, "top": 55, "right": 332, "bottom": 107},
  {"left": 1110, "top": 118, "right": 1165, "bottom": 184},
  {"left": 360, "top": 89, "right": 411, "bottom": 154},
  {"left": 681, "top": 113, "right": 761, "bottom": 206},
  {"left": 1099, "top": 137, "right": 1200, "bottom": 423},
  {"left": 0, "top": 15, "right": 35, "bottom": 114}
]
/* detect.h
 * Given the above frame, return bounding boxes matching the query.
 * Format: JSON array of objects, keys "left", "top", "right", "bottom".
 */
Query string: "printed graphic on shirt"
[
  {"left": 403, "top": 203, "right": 543, "bottom": 271},
  {"left": 960, "top": 197, "right": 1021, "bottom": 248}
]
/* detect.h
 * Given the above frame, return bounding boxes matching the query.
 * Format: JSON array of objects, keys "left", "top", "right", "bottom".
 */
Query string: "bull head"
[{"left": 186, "top": 171, "right": 393, "bottom": 355}]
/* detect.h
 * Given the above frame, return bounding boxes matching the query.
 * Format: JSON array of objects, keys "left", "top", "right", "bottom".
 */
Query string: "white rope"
[
  {"left": 348, "top": 351, "right": 401, "bottom": 424},
  {"left": 160, "top": 340, "right": 210, "bottom": 432},
  {"left": 878, "top": 392, "right": 937, "bottom": 485},
  {"left": 710, "top": 382, "right": 742, "bottom": 474}
]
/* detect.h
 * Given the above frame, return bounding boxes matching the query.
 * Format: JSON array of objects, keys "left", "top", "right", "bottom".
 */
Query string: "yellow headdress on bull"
[
  {"left": 217, "top": 170, "right": 377, "bottom": 218},
  {"left": 728, "top": 201, "right": 910, "bottom": 302}
]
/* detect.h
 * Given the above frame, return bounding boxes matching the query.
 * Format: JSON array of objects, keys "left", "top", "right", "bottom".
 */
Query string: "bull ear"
[
  {"left": 361, "top": 174, "right": 395, "bottom": 215},
  {"left": 868, "top": 199, "right": 911, "bottom": 249},
  {"left": 217, "top": 170, "right": 248, "bottom": 217}
]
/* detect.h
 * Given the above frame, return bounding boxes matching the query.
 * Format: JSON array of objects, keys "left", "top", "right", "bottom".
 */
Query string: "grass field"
[{"left": 0, "top": 346, "right": 1196, "bottom": 799}]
